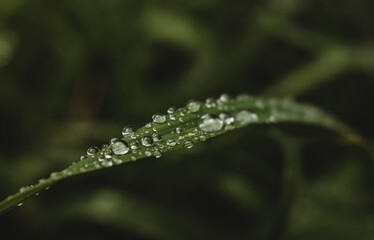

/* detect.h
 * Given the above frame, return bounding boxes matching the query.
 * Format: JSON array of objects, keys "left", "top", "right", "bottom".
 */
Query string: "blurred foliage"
[{"left": 1, "top": 0, "right": 374, "bottom": 239}]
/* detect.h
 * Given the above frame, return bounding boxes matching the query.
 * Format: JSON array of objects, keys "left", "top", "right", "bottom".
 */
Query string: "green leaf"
[{"left": 0, "top": 94, "right": 360, "bottom": 215}]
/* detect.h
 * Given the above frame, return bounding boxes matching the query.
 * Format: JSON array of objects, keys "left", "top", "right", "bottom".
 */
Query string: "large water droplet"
[
  {"left": 152, "top": 113, "right": 166, "bottom": 124},
  {"left": 87, "top": 146, "right": 99, "bottom": 156},
  {"left": 187, "top": 100, "right": 201, "bottom": 112},
  {"left": 141, "top": 136, "right": 153, "bottom": 147},
  {"left": 122, "top": 126, "right": 135, "bottom": 137},
  {"left": 198, "top": 114, "right": 224, "bottom": 132},
  {"left": 112, "top": 140, "right": 129, "bottom": 155},
  {"left": 235, "top": 110, "right": 258, "bottom": 125}
]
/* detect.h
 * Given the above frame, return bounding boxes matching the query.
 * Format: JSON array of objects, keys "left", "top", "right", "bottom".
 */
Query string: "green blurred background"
[{"left": 1, "top": 0, "right": 374, "bottom": 239}]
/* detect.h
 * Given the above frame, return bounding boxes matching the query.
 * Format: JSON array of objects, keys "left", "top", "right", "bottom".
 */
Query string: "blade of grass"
[{"left": 0, "top": 93, "right": 361, "bottom": 215}]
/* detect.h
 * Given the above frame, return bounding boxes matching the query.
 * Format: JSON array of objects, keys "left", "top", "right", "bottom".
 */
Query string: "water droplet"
[
  {"left": 184, "top": 141, "right": 193, "bottom": 149},
  {"left": 130, "top": 156, "right": 136, "bottom": 161},
  {"left": 169, "top": 114, "right": 176, "bottom": 120},
  {"left": 154, "top": 150, "right": 162, "bottom": 158},
  {"left": 113, "top": 157, "right": 123, "bottom": 165},
  {"left": 102, "top": 144, "right": 109, "bottom": 149},
  {"left": 144, "top": 151, "right": 152, "bottom": 157},
  {"left": 101, "top": 160, "right": 113, "bottom": 168},
  {"left": 130, "top": 141, "right": 139, "bottom": 149},
  {"left": 19, "top": 186, "right": 28, "bottom": 193},
  {"left": 80, "top": 155, "right": 87, "bottom": 161},
  {"left": 87, "top": 146, "right": 99, "bottom": 156},
  {"left": 49, "top": 172, "right": 59, "bottom": 180},
  {"left": 141, "top": 136, "right": 153, "bottom": 147},
  {"left": 218, "top": 93, "right": 230, "bottom": 103},
  {"left": 110, "top": 138, "right": 119, "bottom": 145},
  {"left": 174, "top": 127, "right": 183, "bottom": 134},
  {"left": 167, "top": 106, "right": 176, "bottom": 114},
  {"left": 38, "top": 178, "right": 47, "bottom": 184},
  {"left": 198, "top": 114, "right": 224, "bottom": 132},
  {"left": 112, "top": 140, "right": 129, "bottom": 155},
  {"left": 205, "top": 98, "right": 216, "bottom": 108},
  {"left": 145, "top": 123, "right": 152, "bottom": 128},
  {"left": 187, "top": 100, "right": 201, "bottom": 112},
  {"left": 219, "top": 113, "right": 235, "bottom": 125},
  {"left": 104, "top": 150, "right": 113, "bottom": 159},
  {"left": 152, "top": 113, "right": 166, "bottom": 124},
  {"left": 122, "top": 125, "right": 135, "bottom": 137},
  {"left": 18, "top": 203, "right": 23, "bottom": 207},
  {"left": 199, "top": 135, "right": 207, "bottom": 141},
  {"left": 152, "top": 133, "right": 162, "bottom": 142},
  {"left": 235, "top": 110, "right": 258, "bottom": 125},
  {"left": 166, "top": 139, "right": 176, "bottom": 146},
  {"left": 98, "top": 155, "right": 106, "bottom": 162}
]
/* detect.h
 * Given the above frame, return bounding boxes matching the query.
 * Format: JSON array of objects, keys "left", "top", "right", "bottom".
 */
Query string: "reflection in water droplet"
[{"left": 176, "top": 127, "right": 184, "bottom": 133}]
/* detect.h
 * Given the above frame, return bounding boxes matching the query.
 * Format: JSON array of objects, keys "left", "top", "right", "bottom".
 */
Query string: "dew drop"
[
  {"left": 167, "top": 106, "right": 176, "bottom": 114},
  {"left": 101, "top": 144, "right": 109, "bottom": 149},
  {"left": 145, "top": 123, "right": 152, "bottom": 128},
  {"left": 113, "top": 157, "right": 123, "bottom": 165},
  {"left": 152, "top": 113, "right": 166, "bottom": 124},
  {"left": 141, "top": 136, "right": 153, "bottom": 147},
  {"left": 80, "top": 155, "right": 87, "bottom": 161},
  {"left": 169, "top": 114, "right": 176, "bottom": 120},
  {"left": 130, "top": 156, "right": 136, "bottom": 161},
  {"left": 184, "top": 141, "right": 193, "bottom": 149},
  {"left": 110, "top": 138, "right": 119, "bottom": 145},
  {"left": 235, "top": 110, "right": 258, "bottom": 125},
  {"left": 112, "top": 140, "right": 129, "bottom": 155},
  {"left": 219, "top": 113, "right": 235, "bottom": 125},
  {"left": 101, "top": 160, "right": 113, "bottom": 168},
  {"left": 144, "top": 151, "right": 152, "bottom": 157},
  {"left": 87, "top": 146, "right": 99, "bottom": 156},
  {"left": 205, "top": 98, "right": 216, "bottom": 108},
  {"left": 104, "top": 151, "right": 112, "bottom": 159},
  {"left": 166, "top": 139, "right": 176, "bottom": 146},
  {"left": 122, "top": 125, "right": 135, "bottom": 137},
  {"left": 130, "top": 141, "right": 139, "bottom": 149},
  {"left": 198, "top": 114, "right": 224, "bottom": 132},
  {"left": 152, "top": 133, "right": 162, "bottom": 142},
  {"left": 18, "top": 203, "right": 23, "bottom": 207},
  {"left": 154, "top": 150, "right": 162, "bottom": 158},
  {"left": 219, "top": 93, "right": 230, "bottom": 103},
  {"left": 176, "top": 127, "right": 184, "bottom": 133},
  {"left": 187, "top": 100, "right": 201, "bottom": 112}
]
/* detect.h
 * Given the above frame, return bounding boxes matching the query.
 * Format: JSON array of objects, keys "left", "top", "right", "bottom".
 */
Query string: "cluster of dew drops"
[{"left": 15, "top": 93, "right": 265, "bottom": 203}]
